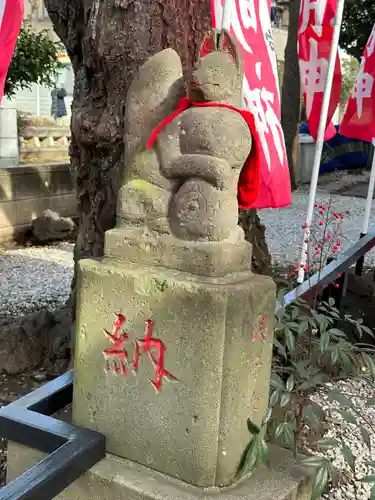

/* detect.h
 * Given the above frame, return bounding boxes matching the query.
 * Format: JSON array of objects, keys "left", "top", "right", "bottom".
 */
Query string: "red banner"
[
  {"left": 298, "top": 0, "right": 341, "bottom": 142},
  {"left": 0, "top": 0, "right": 24, "bottom": 102},
  {"left": 340, "top": 24, "right": 375, "bottom": 144},
  {"left": 211, "top": 0, "right": 291, "bottom": 209}
]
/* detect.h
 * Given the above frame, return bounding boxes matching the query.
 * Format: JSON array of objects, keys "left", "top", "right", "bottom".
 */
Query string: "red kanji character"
[
  {"left": 132, "top": 319, "right": 178, "bottom": 393},
  {"left": 103, "top": 313, "right": 129, "bottom": 375}
]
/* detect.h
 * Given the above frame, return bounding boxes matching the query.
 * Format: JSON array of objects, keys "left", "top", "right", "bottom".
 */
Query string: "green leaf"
[
  {"left": 275, "top": 422, "right": 296, "bottom": 455},
  {"left": 262, "top": 407, "right": 273, "bottom": 426},
  {"left": 311, "top": 464, "right": 330, "bottom": 499},
  {"left": 286, "top": 375, "right": 295, "bottom": 392},
  {"left": 280, "top": 392, "right": 291, "bottom": 408},
  {"left": 258, "top": 438, "right": 269, "bottom": 467},
  {"left": 342, "top": 443, "right": 356, "bottom": 473},
  {"left": 247, "top": 418, "right": 260, "bottom": 435},
  {"left": 320, "top": 332, "right": 330, "bottom": 353},
  {"left": 274, "top": 338, "right": 287, "bottom": 358},
  {"left": 285, "top": 329, "right": 296, "bottom": 354},
  {"left": 360, "top": 475, "right": 375, "bottom": 483},
  {"left": 341, "top": 351, "right": 355, "bottom": 375},
  {"left": 360, "top": 426, "right": 372, "bottom": 450},
  {"left": 338, "top": 409, "right": 357, "bottom": 425},
  {"left": 361, "top": 325, "right": 375, "bottom": 338},
  {"left": 328, "top": 297, "right": 335, "bottom": 306},
  {"left": 270, "top": 373, "right": 284, "bottom": 390},
  {"left": 303, "top": 404, "right": 325, "bottom": 431},
  {"left": 243, "top": 437, "right": 259, "bottom": 473},
  {"left": 314, "top": 438, "right": 340, "bottom": 449},
  {"left": 327, "top": 390, "right": 352, "bottom": 408},
  {"left": 363, "top": 353, "right": 375, "bottom": 379},
  {"left": 331, "top": 346, "right": 340, "bottom": 364},
  {"left": 269, "top": 389, "right": 280, "bottom": 406},
  {"left": 371, "top": 484, "right": 375, "bottom": 500},
  {"left": 299, "top": 455, "right": 328, "bottom": 468}
]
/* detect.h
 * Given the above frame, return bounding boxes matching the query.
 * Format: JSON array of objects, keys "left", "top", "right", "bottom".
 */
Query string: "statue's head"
[{"left": 189, "top": 29, "right": 243, "bottom": 105}]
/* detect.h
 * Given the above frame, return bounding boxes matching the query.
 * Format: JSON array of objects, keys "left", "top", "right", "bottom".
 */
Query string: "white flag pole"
[
  {"left": 297, "top": 0, "right": 346, "bottom": 283},
  {"left": 220, "top": 0, "right": 233, "bottom": 31},
  {"left": 355, "top": 144, "right": 375, "bottom": 275}
]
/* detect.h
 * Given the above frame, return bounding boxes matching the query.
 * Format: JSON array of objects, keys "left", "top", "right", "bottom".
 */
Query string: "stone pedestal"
[
  {"left": 7, "top": 441, "right": 312, "bottom": 500},
  {"left": 73, "top": 247, "right": 275, "bottom": 487}
]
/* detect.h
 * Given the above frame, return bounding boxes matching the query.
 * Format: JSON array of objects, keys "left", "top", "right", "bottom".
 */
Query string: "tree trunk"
[
  {"left": 44, "top": 0, "right": 271, "bottom": 292},
  {"left": 280, "top": 0, "right": 301, "bottom": 192},
  {"left": 239, "top": 210, "right": 271, "bottom": 276}
]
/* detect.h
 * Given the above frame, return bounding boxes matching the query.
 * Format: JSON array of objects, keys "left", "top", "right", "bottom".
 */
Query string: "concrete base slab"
[{"left": 7, "top": 441, "right": 312, "bottom": 500}]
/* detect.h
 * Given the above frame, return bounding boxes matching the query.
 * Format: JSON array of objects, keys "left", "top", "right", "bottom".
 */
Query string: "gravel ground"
[
  {"left": 260, "top": 185, "right": 375, "bottom": 266},
  {"left": 313, "top": 379, "right": 375, "bottom": 500},
  {"left": 0, "top": 242, "right": 74, "bottom": 322}
]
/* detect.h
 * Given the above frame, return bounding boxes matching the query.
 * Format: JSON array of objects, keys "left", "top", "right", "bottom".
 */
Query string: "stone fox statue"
[{"left": 117, "top": 29, "right": 258, "bottom": 242}]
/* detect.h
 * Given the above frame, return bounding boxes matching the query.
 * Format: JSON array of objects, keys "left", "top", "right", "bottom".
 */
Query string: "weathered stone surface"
[
  {"left": 104, "top": 226, "right": 252, "bottom": 277},
  {"left": 73, "top": 257, "right": 275, "bottom": 488},
  {"left": 32, "top": 209, "right": 76, "bottom": 243},
  {"left": 118, "top": 30, "right": 252, "bottom": 244},
  {"left": 0, "top": 307, "right": 72, "bottom": 375},
  {"left": 7, "top": 442, "right": 312, "bottom": 500}
]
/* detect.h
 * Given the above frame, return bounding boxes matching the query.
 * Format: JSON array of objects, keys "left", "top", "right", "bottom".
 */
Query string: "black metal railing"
[
  {"left": 0, "top": 371, "right": 104, "bottom": 500},
  {"left": 275, "top": 232, "right": 375, "bottom": 313}
]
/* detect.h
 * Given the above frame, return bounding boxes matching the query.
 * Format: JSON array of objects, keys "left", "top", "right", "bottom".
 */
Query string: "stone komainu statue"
[{"left": 117, "top": 29, "right": 258, "bottom": 243}]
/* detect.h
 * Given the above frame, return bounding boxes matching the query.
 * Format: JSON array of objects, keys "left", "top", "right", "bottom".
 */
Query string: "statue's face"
[{"left": 188, "top": 52, "right": 241, "bottom": 104}]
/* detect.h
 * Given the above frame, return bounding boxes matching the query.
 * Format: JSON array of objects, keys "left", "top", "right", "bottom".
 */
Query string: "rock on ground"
[{"left": 31, "top": 209, "right": 76, "bottom": 243}]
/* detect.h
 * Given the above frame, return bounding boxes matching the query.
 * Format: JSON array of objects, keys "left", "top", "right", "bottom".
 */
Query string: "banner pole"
[
  {"left": 297, "top": 0, "right": 346, "bottom": 283},
  {"left": 355, "top": 144, "right": 375, "bottom": 275},
  {"left": 220, "top": 0, "right": 233, "bottom": 31}
]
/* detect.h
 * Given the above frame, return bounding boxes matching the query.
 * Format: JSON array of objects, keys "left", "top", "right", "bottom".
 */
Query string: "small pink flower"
[
  {"left": 293, "top": 264, "right": 298, "bottom": 270},
  {"left": 336, "top": 241, "right": 341, "bottom": 247},
  {"left": 302, "top": 223, "right": 307, "bottom": 229},
  {"left": 319, "top": 209, "right": 324, "bottom": 215},
  {"left": 314, "top": 203, "right": 318, "bottom": 208},
  {"left": 327, "top": 233, "right": 332, "bottom": 239},
  {"left": 337, "top": 274, "right": 342, "bottom": 279},
  {"left": 319, "top": 221, "right": 324, "bottom": 226},
  {"left": 303, "top": 265, "right": 309, "bottom": 271},
  {"left": 332, "top": 247, "right": 337, "bottom": 253},
  {"left": 335, "top": 284, "right": 339, "bottom": 289},
  {"left": 315, "top": 249, "right": 321, "bottom": 255},
  {"left": 305, "top": 250, "right": 308, "bottom": 255}
]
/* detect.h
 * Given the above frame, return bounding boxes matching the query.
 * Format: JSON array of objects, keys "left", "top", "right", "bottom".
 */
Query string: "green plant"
[
  {"left": 5, "top": 23, "right": 64, "bottom": 99},
  {"left": 340, "top": 0, "right": 375, "bottom": 61},
  {"left": 243, "top": 295, "right": 375, "bottom": 497},
  {"left": 240, "top": 200, "right": 375, "bottom": 499}
]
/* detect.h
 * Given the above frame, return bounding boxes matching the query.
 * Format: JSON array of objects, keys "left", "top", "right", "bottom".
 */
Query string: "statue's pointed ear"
[
  {"left": 218, "top": 29, "right": 242, "bottom": 69},
  {"left": 199, "top": 29, "right": 219, "bottom": 57}
]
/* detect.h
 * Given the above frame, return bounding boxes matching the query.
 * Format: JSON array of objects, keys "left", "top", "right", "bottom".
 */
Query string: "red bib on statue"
[{"left": 147, "top": 97, "right": 261, "bottom": 209}]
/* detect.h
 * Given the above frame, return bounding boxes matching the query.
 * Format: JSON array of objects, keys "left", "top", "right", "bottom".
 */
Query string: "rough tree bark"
[
  {"left": 44, "top": 0, "right": 272, "bottom": 286},
  {"left": 280, "top": 0, "right": 301, "bottom": 192}
]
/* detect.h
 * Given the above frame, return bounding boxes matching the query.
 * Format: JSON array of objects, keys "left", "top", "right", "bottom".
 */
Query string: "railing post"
[{"left": 355, "top": 233, "right": 366, "bottom": 276}]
